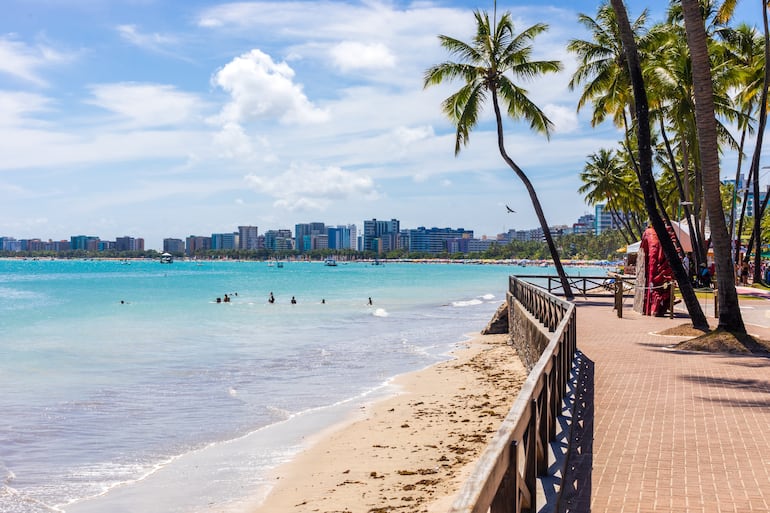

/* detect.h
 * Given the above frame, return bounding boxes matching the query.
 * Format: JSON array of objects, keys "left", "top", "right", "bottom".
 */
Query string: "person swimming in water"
[
  {"left": 290, "top": 296, "right": 297, "bottom": 304},
  {"left": 268, "top": 292, "right": 275, "bottom": 304}
]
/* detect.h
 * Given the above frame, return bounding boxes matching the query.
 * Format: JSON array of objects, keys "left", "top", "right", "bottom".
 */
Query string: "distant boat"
[
  {"left": 160, "top": 252, "right": 173, "bottom": 264},
  {"left": 324, "top": 257, "right": 337, "bottom": 267}
]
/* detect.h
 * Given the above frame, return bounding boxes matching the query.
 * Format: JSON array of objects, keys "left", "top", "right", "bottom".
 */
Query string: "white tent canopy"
[
  {"left": 671, "top": 219, "right": 710, "bottom": 253},
  {"left": 625, "top": 219, "right": 708, "bottom": 255}
]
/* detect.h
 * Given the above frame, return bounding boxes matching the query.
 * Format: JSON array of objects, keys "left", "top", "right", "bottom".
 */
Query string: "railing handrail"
[
  {"left": 517, "top": 274, "right": 635, "bottom": 298},
  {"left": 449, "top": 276, "right": 576, "bottom": 513}
]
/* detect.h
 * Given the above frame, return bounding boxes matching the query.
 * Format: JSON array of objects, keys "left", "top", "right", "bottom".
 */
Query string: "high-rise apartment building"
[
  {"left": 295, "top": 222, "right": 325, "bottom": 253},
  {"left": 211, "top": 232, "right": 238, "bottom": 250},
  {"left": 327, "top": 225, "right": 356, "bottom": 250},
  {"left": 70, "top": 235, "right": 99, "bottom": 251},
  {"left": 407, "top": 226, "right": 473, "bottom": 254},
  {"left": 163, "top": 238, "right": 185, "bottom": 254},
  {"left": 238, "top": 226, "right": 259, "bottom": 250},
  {"left": 115, "top": 236, "right": 144, "bottom": 252},
  {"left": 264, "top": 229, "right": 293, "bottom": 251},
  {"left": 363, "top": 218, "right": 400, "bottom": 254},
  {"left": 186, "top": 235, "right": 211, "bottom": 256},
  {"left": 573, "top": 213, "right": 596, "bottom": 235},
  {"left": 594, "top": 204, "right": 614, "bottom": 234}
]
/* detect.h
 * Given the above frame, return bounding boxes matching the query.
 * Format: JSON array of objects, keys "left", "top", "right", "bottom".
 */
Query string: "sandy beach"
[{"left": 251, "top": 332, "right": 528, "bottom": 513}]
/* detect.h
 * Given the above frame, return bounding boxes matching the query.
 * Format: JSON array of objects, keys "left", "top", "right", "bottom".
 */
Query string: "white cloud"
[
  {"left": 543, "top": 104, "right": 579, "bottom": 134},
  {"left": 393, "top": 125, "right": 434, "bottom": 144},
  {"left": 85, "top": 83, "right": 204, "bottom": 128},
  {"left": 117, "top": 24, "right": 178, "bottom": 49},
  {"left": 212, "top": 49, "right": 329, "bottom": 126},
  {"left": 0, "top": 91, "right": 52, "bottom": 127},
  {"left": 330, "top": 41, "right": 396, "bottom": 71},
  {"left": 245, "top": 162, "right": 376, "bottom": 210},
  {"left": 0, "top": 36, "right": 71, "bottom": 86},
  {"left": 213, "top": 122, "right": 276, "bottom": 162}
]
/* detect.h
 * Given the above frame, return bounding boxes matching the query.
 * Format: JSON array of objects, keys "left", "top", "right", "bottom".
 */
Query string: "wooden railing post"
[{"left": 669, "top": 282, "right": 675, "bottom": 319}]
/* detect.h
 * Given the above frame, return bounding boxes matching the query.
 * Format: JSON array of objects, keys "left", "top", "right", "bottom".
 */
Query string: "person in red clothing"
[{"left": 640, "top": 225, "right": 673, "bottom": 316}]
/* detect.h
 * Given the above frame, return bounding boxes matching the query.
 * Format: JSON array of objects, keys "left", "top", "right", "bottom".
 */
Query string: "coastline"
[{"left": 250, "top": 331, "right": 527, "bottom": 513}]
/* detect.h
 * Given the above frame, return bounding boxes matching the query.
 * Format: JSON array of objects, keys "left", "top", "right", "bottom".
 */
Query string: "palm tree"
[
  {"left": 716, "top": 1, "right": 770, "bottom": 284},
  {"left": 568, "top": 2, "right": 648, "bottom": 131},
  {"left": 680, "top": 0, "right": 746, "bottom": 333},
  {"left": 609, "top": 0, "right": 709, "bottom": 331},
  {"left": 579, "top": 148, "right": 644, "bottom": 243},
  {"left": 644, "top": 17, "right": 741, "bottom": 268},
  {"left": 722, "top": 24, "right": 763, "bottom": 265},
  {"left": 424, "top": 9, "right": 574, "bottom": 299}
]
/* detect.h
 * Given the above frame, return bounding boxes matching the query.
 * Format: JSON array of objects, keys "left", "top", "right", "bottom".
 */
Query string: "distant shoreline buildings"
[{"left": 1, "top": 209, "right": 612, "bottom": 256}]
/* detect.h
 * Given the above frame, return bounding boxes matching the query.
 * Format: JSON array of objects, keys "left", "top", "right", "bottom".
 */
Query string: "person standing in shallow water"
[
  {"left": 268, "top": 292, "right": 275, "bottom": 304},
  {"left": 367, "top": 297, "right": 373, "bottom": 306},
  {"left": 291, "top": 296, "right": 297, "bottom": 304}
]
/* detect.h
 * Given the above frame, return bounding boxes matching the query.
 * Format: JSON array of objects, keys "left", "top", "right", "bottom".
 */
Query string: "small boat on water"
[
  {"left": 324, "top": 257, "right": 337, "bottom": 267},
  {"left": 160, "top": 252, "right": 173, "bottom": 264}
]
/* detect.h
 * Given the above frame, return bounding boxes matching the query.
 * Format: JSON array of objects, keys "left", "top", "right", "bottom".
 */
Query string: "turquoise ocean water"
[{"left": 0, "top": 259, "right": 600, "bottom": 513}]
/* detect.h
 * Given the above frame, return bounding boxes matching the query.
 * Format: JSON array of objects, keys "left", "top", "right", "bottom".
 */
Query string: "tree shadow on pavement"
[
  {"left": 679, "top": 374, "right": 770, "bottom": 408},
  {"left": 554, "top": 351, "right": 594, "bottom": 513}
]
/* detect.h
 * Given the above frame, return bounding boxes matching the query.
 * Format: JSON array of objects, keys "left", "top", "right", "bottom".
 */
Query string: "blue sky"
[{"left": 0, "top": 0, "right": 763, "bottom": 249}]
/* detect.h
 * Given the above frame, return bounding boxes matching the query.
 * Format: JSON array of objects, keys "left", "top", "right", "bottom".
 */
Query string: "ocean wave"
[
  {"left": 266, "top": 405, "right": 292, "bottom": 421},
  {"left": 451, "top": 299, "right": 483, "bottom": 307},
  {"left": 372, "top": 308, "right": 389, "bottom": 317},
  {"left": 1, "top": 484, "right": 63, "bottom": 513},
  {"left": 480, "top": 293, "right": 495, "bottom": 300}
]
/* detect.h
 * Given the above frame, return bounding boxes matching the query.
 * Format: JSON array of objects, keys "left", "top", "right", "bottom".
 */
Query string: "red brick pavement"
[{"left": 566, "top": 298, "right": 770, "bottom": 513}]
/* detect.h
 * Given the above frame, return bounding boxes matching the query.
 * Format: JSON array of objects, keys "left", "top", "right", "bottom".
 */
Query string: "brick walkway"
[{"left": 559, "top": 297, "right": 770, "bottom": 513}]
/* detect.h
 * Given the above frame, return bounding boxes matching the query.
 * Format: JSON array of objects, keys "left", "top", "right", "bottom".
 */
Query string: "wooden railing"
[
  {"left": 520, "top": 274, "right": 635, "bottom": 298},
  {"left": 449, "top": 277, "right": 576, "bottom": 513}
]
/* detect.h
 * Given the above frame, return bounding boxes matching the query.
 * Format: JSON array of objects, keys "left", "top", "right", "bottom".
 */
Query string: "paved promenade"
[{"left": 559, "top": 295, "right": 770, "bottom": 513}]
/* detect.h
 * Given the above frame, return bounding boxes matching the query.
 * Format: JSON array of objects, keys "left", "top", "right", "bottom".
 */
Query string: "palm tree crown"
[{"left": 424, "top": 10, "right": 561, "bottom": 155}]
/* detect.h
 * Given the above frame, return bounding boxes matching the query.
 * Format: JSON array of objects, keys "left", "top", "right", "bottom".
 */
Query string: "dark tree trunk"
[
  {"left": 610, "top": 0, "right": 709, "bottom": 330},
  {"left": 751, "top": 2, "right": 769, "bottom": 283},
  {"left": 490, "top": 91, "right": 574, "bottom": 300},
  {"left": 681, "top": 0, "right": 745, "bottom": 333}
]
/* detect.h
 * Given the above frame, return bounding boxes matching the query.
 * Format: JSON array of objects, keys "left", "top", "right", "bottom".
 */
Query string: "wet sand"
[{"left": 251, "top": 332, "right": 527, "bottom": 513}]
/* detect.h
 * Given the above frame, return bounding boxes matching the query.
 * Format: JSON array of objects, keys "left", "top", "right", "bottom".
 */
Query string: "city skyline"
[
  {"left": 1, "top": 1, "right": 762, "bottom": 250},
  {"left": 0, "top": 213, "right": 588, "bottom": 253}
]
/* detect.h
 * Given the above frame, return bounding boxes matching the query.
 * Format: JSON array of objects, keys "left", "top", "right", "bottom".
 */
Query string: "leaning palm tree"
[
  {"left": 424, "top": 9, "right": 574, "bottom": 300},
  {"left": 680, "top": 0, "right": 746, "bottom": 333},
  {"left": 609, "top": 0, "right": 709, "bottom": 331}
]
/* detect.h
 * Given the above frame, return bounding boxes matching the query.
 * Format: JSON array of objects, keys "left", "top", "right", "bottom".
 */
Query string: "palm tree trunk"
[
  {"left": 744, "top": 186, "right": 770, "bottom": 260},
  {"left": 729, "top": 125, "right": 747, "bottom": 246},
  {"left": 751, "top": 2, "right": 769, "bottom": 284},
  {"left": 490, "top": 91, "right": 574, "bottom": 300},
  {"left": 680, "top": 0, "right": 746, "bottom": 333},
  {"left": 610, "top": 0, "right": 709, "bottom": 330},
  {"left": 606, "top": 196, "right": 636, "bottom": 243},
  {"left": 659, "top": 118, "right": 705, "bottom": 267}
]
